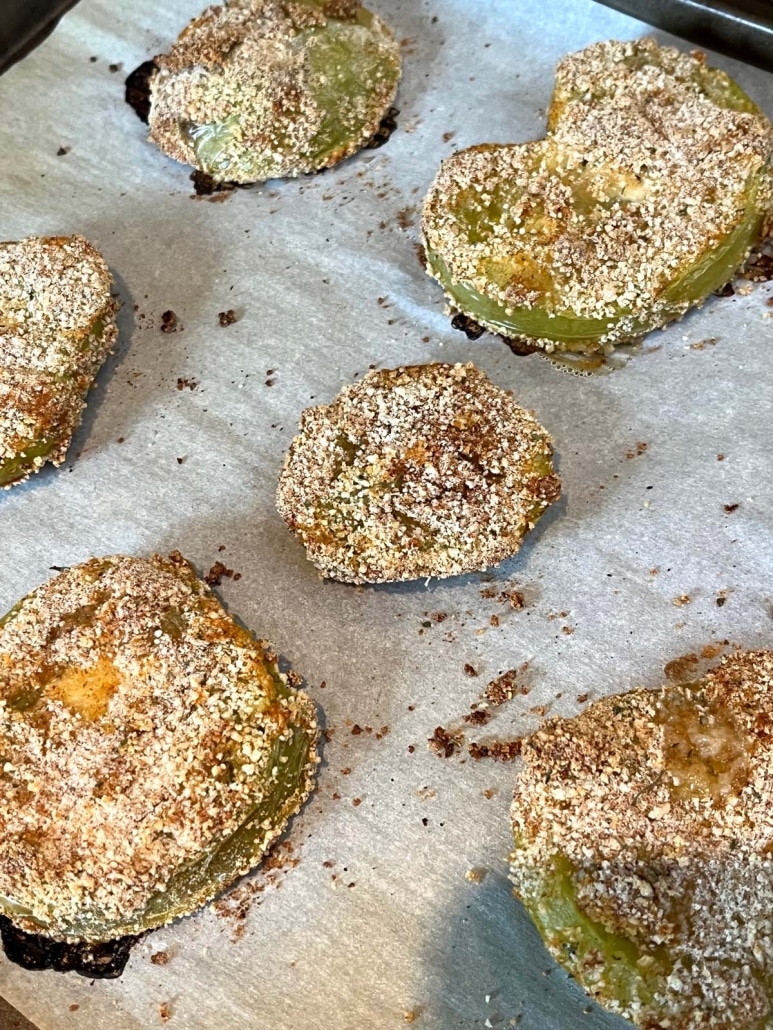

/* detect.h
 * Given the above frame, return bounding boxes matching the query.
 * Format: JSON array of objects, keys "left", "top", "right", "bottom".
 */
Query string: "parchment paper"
[{"left": 1, "top": 1, "right": 772, "bottom": 1027}]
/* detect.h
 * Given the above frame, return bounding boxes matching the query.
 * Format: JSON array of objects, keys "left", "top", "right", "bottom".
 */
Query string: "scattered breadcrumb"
[
  {"left": 428, "top": 726, "right": 463, "bottom": 758},
  {"left": 160, "top": 310, "right": 179, "bottom": 333},
  {"left": 468, "top": 739, "right": 522, "bottom": 762}
]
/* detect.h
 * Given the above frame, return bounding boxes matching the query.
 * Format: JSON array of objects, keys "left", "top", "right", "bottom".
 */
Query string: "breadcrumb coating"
[
  {"left": 511, "top": 650, "right": 773, "bottom": 1029},
  {"left": 423, "top": 39, "right": 773, "bottom": 357},
  {"left": 277, "top": 363, "right": 560, "bottom": 584},
  {"left": 148, "top": 0, "right": 401, "bottom": 183},
  {"left": 0, "top": 235, "right": 117, "bottom": 488},
  {"left": 0, "top": 553, "right": 318, "bottom": 942}
]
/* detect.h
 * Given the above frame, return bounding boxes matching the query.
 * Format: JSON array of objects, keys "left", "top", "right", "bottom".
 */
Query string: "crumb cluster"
[
  {"left": 0, "top": 235, "right": 117, "bottom": 487},
  {"left": 0, "top": 552, "right": 318, "bottom": 942},
  {"left": 277, "top": 363, "right": 560, "bottom": 583},
  {"left": 511, "top": 650, "right": 773, "bottom": 1027},
  {"left": 149, "top": 0, "right": 401, "bottom": 182}
]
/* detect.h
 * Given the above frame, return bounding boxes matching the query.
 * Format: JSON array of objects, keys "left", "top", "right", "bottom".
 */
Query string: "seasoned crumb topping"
[
  {"left": 0, "top": 235, "right": 117, "bottom": 487},
  {"left": 510, "top": 650, "right": 773, "bottom": 1028},
  {"left": 277, "top": 363, "right": 559, "bottom": 584},
  {"left": 422, "top": 39, "right": 773, "bottom": 353},
  {"left": 0, "top": 553, "right": 318, "bottom": 941},
  {"left": 148, "top": 0, "right": 401, "bottom": 182}
]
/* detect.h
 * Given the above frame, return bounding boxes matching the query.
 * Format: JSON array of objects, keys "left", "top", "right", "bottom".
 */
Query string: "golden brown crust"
[
  {"left": 0, "top": 235, "right": 117, "bottom": 487},
  {"left": 422, "top": 39, "right": 773, "bottom": 352},
  {"left": 0, "top": 553, "right": 318, "bottom": 940},
  {"left": 277, "top": 363, "right": 560, "bottom": 584}
]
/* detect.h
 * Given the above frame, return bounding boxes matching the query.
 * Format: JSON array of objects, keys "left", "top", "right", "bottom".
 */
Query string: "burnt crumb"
[
  {"left": 205, "top": 561, "right": 241, "bottom": 585},
  {"left": 151, "top": 950, "right": 169, "bottom": 965},
  {"left": 428, "top": 725, "right": 463, "bottom": 758},
  {"left": 715, "top": 281, "right": 736, "bottom": 297},
  {"left": 463, "top": 708, "right": 491, "bottom": 726},
  {"left": 501, "top": 334, "right": 540, "bottom": 356},
  {"left": 364, "top": 106, "right": 399, "bottom": 149},
  {"left": 190, "top": 170, "right": 238, "bottom": 197},
  {"left": 451, "top": 312, "right": 485, "bottom": 340},
  {"left": 717, "top": 591, "right": 729, "bottom": 607},
  {"left": 396, "top": 205, "right": 416, "bottom": 230},
  {"left": 218, "top": 309, "right": 238, "bottom": 326},
  {"left": 577, "top": 693, "right": 590, "bottom": 703},
  {"left": 724, "top": 503, "right": 740, "bottom": 513},
  {"left": 176, "top": 377, "right": 197, "bottom": 391},
  {"left": 745, "top": 249, "right": 773, "bottom": 282},
  {"left": 485, "top": 669, "right": 518, "bottom": 705},
  {"left": 626, "top": 441, "right": 648, "bottom": 459},
  {"left": 351, "top": 724, "right": 363, "bottom": 735},
  {"left": 463, "top": 663, "right": 478, "bottom": 678},
  {"left": 0, "top": 915, "right": 141, "bottom": 978},
  {"left": 125, "top": 60, "right": 158, "bottom": 123},
  {"left": 442, "top": 131, "right": 456, "bottom": 143},
  {"left": 161, "top": 310, "right": 180, "bottom": 334},
  {"left": 413, "top": 242, "right": 428, "bottom": 270},
  {"left": 159, "top": 1001, "right": 172, "bottom": 1023},
  {"left": 57, "top": 146, "right": 70, "bottom": 157},
  {"left": 481, "top": 586, "right": 526, "bottom": 610},
  {"left": 468, "top": 739, "right": 522, "bottom": 762},
  {"left": 689, "top": 337, "right": 717, "bottom": 350},
  {"left": 109, "top": 62, "right": 123, "bottom": 73}
]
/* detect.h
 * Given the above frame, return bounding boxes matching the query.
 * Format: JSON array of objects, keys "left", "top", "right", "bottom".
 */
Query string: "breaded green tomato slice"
[
  {"left": 422, "top": 39, "right": 773, "bottom": 367},
  {"left": 0, "top": 235, "right": 117, "bottom": 488},
  {"left": 148, "top": 0, "right": 401, "bottom": 183},
  {"left": 0, "top": 552, "right": 319, "bottom": 943},
  {"left": 277, "top": 363, "right": 560, "bottom": 584},
  {"left": 510, "top": 650, "right": 773, "bottom": 1029}
]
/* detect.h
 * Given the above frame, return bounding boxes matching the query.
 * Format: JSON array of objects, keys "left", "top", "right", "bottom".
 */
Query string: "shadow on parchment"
[{"left": 417, "top": 867, "right": 629, "bottom": 1029}]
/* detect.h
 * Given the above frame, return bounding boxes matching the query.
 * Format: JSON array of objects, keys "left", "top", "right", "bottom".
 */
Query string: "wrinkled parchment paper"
[{"left": 1, "top": 1, "right": 772, "bottom": 1027}]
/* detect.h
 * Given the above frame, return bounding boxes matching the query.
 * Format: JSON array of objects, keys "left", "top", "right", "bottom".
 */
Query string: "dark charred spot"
[
  {"left": 365, "top": 107, "right": 400, "bottom": 150},
  {"left": 189, "top": 170, "right": 239, "bottom": 196},
  {"left": 501, "top": 334, "right": 540, "bottom": 356},
  {"left": 450, "top": 313, "right": 485, "bottom": 340},
  {"left": 715, "top": 281, "right": 735, "bottom": 298},
  {"left": 0, "top": 916, "right": 142, "bottom": 979},
  {"left": 124, "top": 60, "right": 158, "bottom": 124}
]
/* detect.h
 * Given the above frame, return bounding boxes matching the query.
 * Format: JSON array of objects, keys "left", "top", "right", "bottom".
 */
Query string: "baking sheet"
[{"left": 1, "top": 1, "right": 772, "bottom": 1027}]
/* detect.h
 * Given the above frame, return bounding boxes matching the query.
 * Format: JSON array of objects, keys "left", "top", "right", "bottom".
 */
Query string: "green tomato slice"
[{"left": 425, "top": 165, "right": 767, "bottom": 356}]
